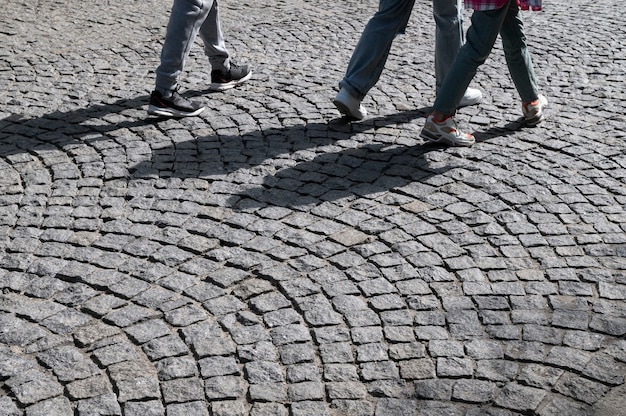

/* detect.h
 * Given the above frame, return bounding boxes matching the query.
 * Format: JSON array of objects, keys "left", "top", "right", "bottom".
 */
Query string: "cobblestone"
[{"left": 1, "top": 0, "right": 625, "bottom": 414}]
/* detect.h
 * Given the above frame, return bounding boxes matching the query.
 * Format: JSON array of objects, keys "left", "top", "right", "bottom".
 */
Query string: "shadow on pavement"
[
  {"left": 1, "top": 95, "right": 525, "bottom": 210},
  {"left": 0, "top": 95, "right": 157, "bottom": 156},
  {"left": 128, "top": 106, "right": 449, "bottom": 209}
]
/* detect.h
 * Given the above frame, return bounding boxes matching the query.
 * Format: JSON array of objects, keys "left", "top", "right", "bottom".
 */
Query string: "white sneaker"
[
  {"left": 458, "top": 87, "right": 483, "bottom": 108},
  {"left": 420, "top": 114, "right": 475, "bottom": 147},
  {"left": 332, "top": 88, "right": 367, "bottom": 120},
  {"left": 522, "top": 94, "right": 548, "bottom": 126}
]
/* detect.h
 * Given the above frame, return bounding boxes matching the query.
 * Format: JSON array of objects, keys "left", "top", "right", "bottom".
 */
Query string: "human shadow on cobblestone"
[
  {"left": 224, "top": 139, "right": 447, "bottom": 210},
  {"left": 217, "top": 117, "right": 532, "bottom": 209},
  {"left": 128, "top": 108, "right": 533, "bottom": 208},
  {"left": 129, "top": 108, "right": 432, "bottom": 179},
  {"left": 472, "top": 118, "right": 526, "bottom": 143},
  {"left": 0, "top": 95, "right": 159, "bottom": 156}
]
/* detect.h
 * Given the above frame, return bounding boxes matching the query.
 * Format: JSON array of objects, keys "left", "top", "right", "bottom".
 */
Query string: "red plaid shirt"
[
  {"left": 464, "top": 0, "right": 508, "bottom": 10},
  {"left": 464, "top": 0, "right": 542, "bottom": 10}
]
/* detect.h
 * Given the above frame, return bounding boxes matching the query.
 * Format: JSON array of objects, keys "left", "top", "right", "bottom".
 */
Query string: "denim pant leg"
[
  {"left": 339, "top": 0, "right": 416, "bottom": 100},
  {"left": 155, "top": 0, "right": 213, "bottom": 94},
  {"left": 198, "top": 0, "right": 230, "bottom": 72},
  {"left": 500, "top": 3, "right": 538, "bottom": 102},
  {"left": 433, "top": 2, "right": 510, "bottom": 115},
  {"left": 433, "top": 0, "right": 464, "bottom": 90}
]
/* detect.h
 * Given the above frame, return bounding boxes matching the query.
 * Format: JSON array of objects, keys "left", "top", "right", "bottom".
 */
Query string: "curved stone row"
[
  {"left": 1, "top": 124, "right": 625, "bottom": 414},
  {"left": 1, "top": 0, "right": 625, "bottom": 415}
]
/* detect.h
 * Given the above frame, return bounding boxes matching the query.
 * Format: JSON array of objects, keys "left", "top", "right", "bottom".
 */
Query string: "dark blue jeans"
[
  {"left": 433, "top": 0, "right": 539, "bottom": 114},
  {"left": 155, "top": 0, "right": 230, "bottom": 95},
  {"left": 340, "top": 0, "right": 464, "bottom": 100}
]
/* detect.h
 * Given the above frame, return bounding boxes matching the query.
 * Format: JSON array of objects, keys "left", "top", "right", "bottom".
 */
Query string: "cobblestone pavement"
[{"left": 1, "top": 0, "right": 625, "bottom": 415}]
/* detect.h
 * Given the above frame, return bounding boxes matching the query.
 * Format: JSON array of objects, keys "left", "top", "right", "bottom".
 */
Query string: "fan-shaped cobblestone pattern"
[{"left": 1, "top": 0, "right": 625, "bottom": 415}]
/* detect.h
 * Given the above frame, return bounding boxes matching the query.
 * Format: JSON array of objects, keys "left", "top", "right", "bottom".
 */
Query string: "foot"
[
  {"left": 522, "top": 94, "right": 548, "bottom": 126},
  {"left": 147, "top": 89, "right": 205, "bottom": 118},
  {"left": 209, "top": 63, "right": 252, "bottom": 91},
  {"left": 332, "top": 87, "right": 367, "bottom": 120},
  {"left": 458, "top": 87, "right": 483, "bottom": 108},
  {"left": 420, "top": 114, "right": 475, "bottom": 147}
]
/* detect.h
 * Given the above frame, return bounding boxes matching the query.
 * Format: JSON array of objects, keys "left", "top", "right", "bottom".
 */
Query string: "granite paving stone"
[
  {"left": 65, "top": 376, "right": 112, "bottom": 400},
  {"left": 25, "top": 397, "right": 74, "bottom": 416},
  {"left": 1, "top": 0, "right": 625, "bottom": 414}
]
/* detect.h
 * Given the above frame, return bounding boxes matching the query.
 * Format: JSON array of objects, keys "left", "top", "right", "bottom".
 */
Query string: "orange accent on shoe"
[
  {"left": 432, "top": 113, "right": 454, "bottom": 123},
  {"left": 522, "top": 99, "right": 538, "bottom": 112}
]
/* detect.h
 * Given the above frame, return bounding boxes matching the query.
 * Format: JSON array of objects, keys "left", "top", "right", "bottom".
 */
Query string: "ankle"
[
  {"left": 431, "top": 111, "right": 452, "bottom": 123},
  {"left": 157, "top": 88, "right": 176, "bottom": 98},
  {"left": 523, "top": 94, "right": 546, "bottom": 106}
]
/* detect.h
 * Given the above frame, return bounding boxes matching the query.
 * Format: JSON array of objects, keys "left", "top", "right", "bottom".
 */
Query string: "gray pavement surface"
[{"left": 1, "top": 0, "right": 625, "bottom": 414}]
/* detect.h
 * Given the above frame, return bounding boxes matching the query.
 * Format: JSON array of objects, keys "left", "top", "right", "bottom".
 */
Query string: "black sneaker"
[
  {"left": 147, "top": 89, "right": 205, "bottom": 117},
  {"left": 209, "top": 63, "right": 252, "bottom": 91}
]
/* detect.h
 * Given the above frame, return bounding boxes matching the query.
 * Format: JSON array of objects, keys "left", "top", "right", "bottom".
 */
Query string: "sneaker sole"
[
  {"left": 458, "top": 96, "right": 482, "bottom": 108},
  {"left": 147, "top": 105, "right": 205, "bottom": 118},
  {"left": 525, "top": 111, "right": 545, "bottom": 127},
  {"left": 332, "top": 99, "right": 365, "bottom": 120},
  {"left": 523, "top": 95, "right": 548, "bottom": 126},
  {"left": 420, "top": 129, "right": 444, "bottom": 144},
  {"left": 420, "top": 128, "right": 475, "bottom": 147},
  {"left": 208, "top": 71, "right": 253, "bottom": 91}
]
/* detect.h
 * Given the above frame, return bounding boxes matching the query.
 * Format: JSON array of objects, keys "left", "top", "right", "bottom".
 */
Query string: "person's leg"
[
  {"left": 155, "top": 0, "right": 213, "bottom": 95},
  {"left": 334, "top": 0, "right": 415, "bottom": 119},
  {"left": 339, "top": 0, "right": 416, "bottom": 101},
  {"left": 199, "top": 0, "right": 251, "bottom": 91},
  {"left": 499, "top": 2, "right": 547, "bottom": 124},
  {"left": 150, "top": 0, "right": 210, "bottom": 117},
  {"left": 421, "top": 2, "right": 510, "bottom": 146},
  {"left": 433, "top": 0, "right": 463, "bottom": 91},
  {"left": 432, "top": 4, "right": 509, "bottom": 115},
  {"left": 499, "top": 2, "right": 538, "bottom": 103},
  {"left": 433, "top": 0, "right": 482, "bottom": 107},
  {"left": 198, "top": 0, "right": 230, "bottom": 72}
]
